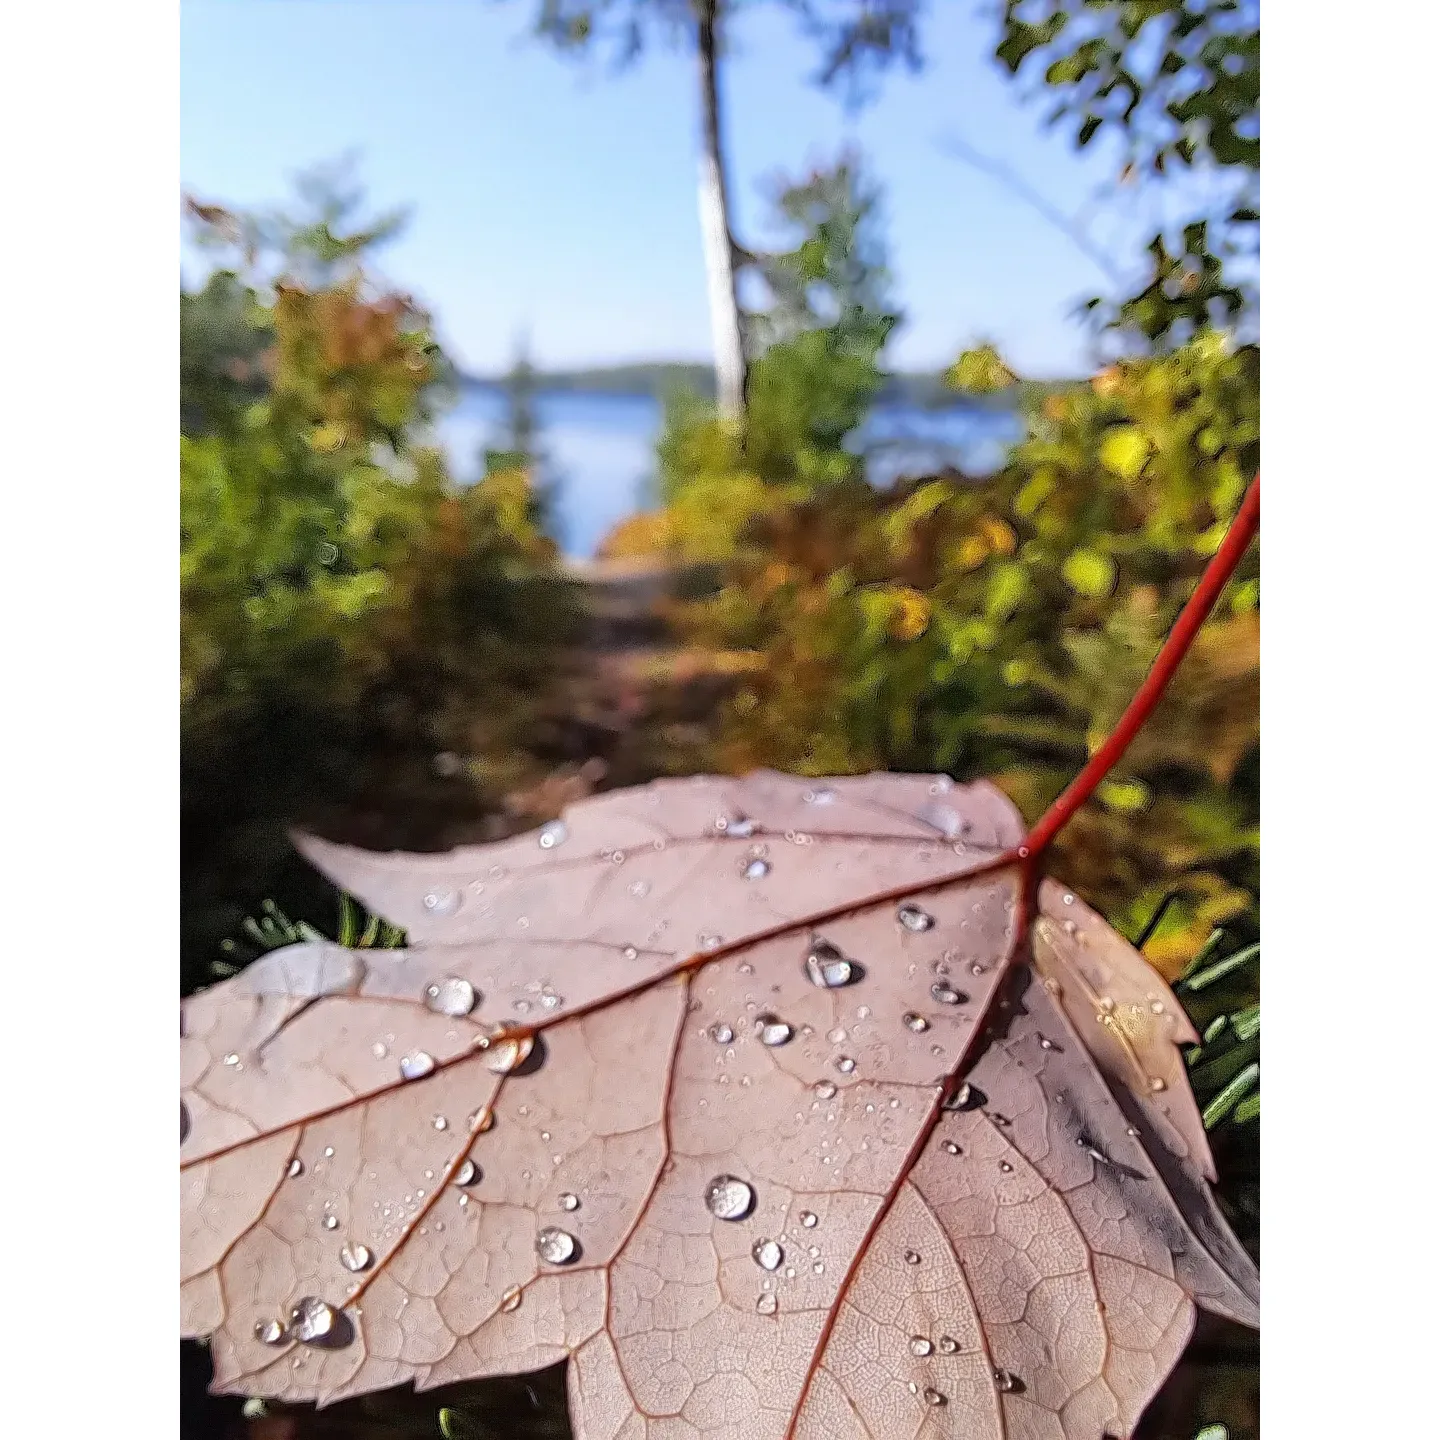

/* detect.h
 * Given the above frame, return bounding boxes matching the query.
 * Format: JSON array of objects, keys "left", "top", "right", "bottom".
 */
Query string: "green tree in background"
[
  {"left": 509, "top": 0, "right": 925, "bottom": 416},
  {"left": 180, "top": 169, "right": 579, "bottom": 993}
]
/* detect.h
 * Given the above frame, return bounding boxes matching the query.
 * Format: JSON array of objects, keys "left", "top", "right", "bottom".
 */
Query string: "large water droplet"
[
  {"left": 499, "top": 1284, "right": 523, "bottom": 1313},
  {"left": 399, "top": 1051, "right": 435, "bottom": 1081},
  {"left": 339, "top": 1241, "right": 371, "bottom": 1273},
  {"left": 710, "top": 1022, "right": 735, "bottom": 1044},
  {"left": 1149, "top": 1076, "right": 1167, "bottom": 1092},
  {"left": 923, "top": 1388, "right": 947, "bottom": 1407},
  {"left": 910, "top": 1335, "right": 933, "bottom": 1356},
  {"left": 535, "top": 1227, "right": 578, "bottom": 1265},
  {"left": 835, "top": 1055, "right": 856, "bottom": 1074},
  {"left": 726, "top": 816, "right": 756, "bottom": 838},
  {"left": 903, "top": 1013, "right": 930, "bottom": 1033},
  {"left": 937, "top": 1334, "right": 959, "bottom": 1354},
  {"left": 941, "top": 1140, "right": 961, "bottom": 1155},
  {"left": 897, "top": 903, "right": 934, "bottom": 932},
  {"left": 538, "top": 820, "right": 568, "bottom": 850},
  {"left": 485, "top": 1034, "right": 534, "bottom": 1074},
  {"left": 903, "top": 1249, "right": 921, "bottom": 1265},
  {"left": 744, "top": 858, "right": 771, "bottom": 881},
  {"left": 288, "top": 1157, "right": 304, "bottom": 1178},
  {"left": 806, "top": 938, "right": 855, "bottom": 988},
  {"left": 559, "top": 1191, "right": 580, "bottom": 1212},
  {"left": 288, "top": 1297, "right": 338, "bottom": 1344},
  {"left": 704, "top": 1174, "right": 755, "bottom": 1221},
  {"left": 800, "top": 1210, "right": 819, "bottom": 1228},
  {"left": 433, "top": 1115, "right": 448, "bottom": 1131},
  {"left": 994, "top": 1369, "right": 1020, "bottom": 1393},
  {"left": 931, "top": 982, "right": 964, "bottom": 1005},
  {"left": 322, "top": 1214, "right": 339, "bottom": 1231},
  {"left": 752, "top": 1238, "right": 783, "bottom": 1271},
  {"left": 813, "top": 1080, "right": 837, "bottom": 1100},
  {"left": 425, "top": 977, "right": 477, "bottom": 1017},
  {"left": 757, "top": 1014, "right": 793, "bottom": 1046},
  {"left": 999, "top": 1160, "right": 1014, "bottom": 1173},
  {"left": 254, "top": 1318, "right": 286, "bottom": 1346},
  {"left": 422, "top": 889, "right": 460, "bottom": 917},
  {"left": 756, "top": 1291, "right": 778, "bottom": 1315},
  {"left": 454, "top": 1158, "right": 479, "bottom": 1186}
]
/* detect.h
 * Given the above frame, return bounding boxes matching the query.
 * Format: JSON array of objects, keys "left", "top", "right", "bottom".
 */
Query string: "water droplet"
[
  {"left": 254, "top": 1317, "right": 286, "bottom": 1345},
  {"left": 622, "top": 944, "right": 639, "bottom": 960},
  {"left": 947, "top": 1082, "right": 978, "bottom": 1111},
  {"left": 1062, "top": 892, "right": 1075, "bottom": 905},
  {"left": 806, "top": 939, "right": 855, "bottom": 988},
  {"left": 424, "top": 976, "right": 477, "bottom": 1018},
  {"left": 422, "top": 889, "right": 460, "bottom": 917},
  {"left": 923, "top": 1387, "right": 947, "bottom": 1407},
  {"left": 942, "top": 1140, "right": 961, "bottom": 1155},
  {"left": 755, "top": 1290, "right": 778, "bottom": 1315},
  {"left": 752, "top": 1238, "right": 783, "bottom": 1271},
  {"left": 800, "top": 1210, "right": 818, "bottom": 1228},
  {"left": 535, "top": 1226, "right": 578, "bottom": 1265},
  {"left": 499, "top": 1284, "right": 523, "bottom": 1313},
  {"left": 803, "top": 787, "right": 836, "bottom": 806},
  {"left": 454, "top": 1159, "right": 479, "bottom": 1186},
  {"left": 813, "top": 1081, "right": 837, "bottom": 1100},
  {"left": 323, "top": 1147, "right": 335, "bottom": 1158},
  {"left": 930, "top": 982, "right": 964, "bottom": 1005},
  {"left": 469, "top": 1106, "right": 496, "bottom": 1133},
  {"left": 903, "top": 1013, "right": 930, "bottom": 1033},
  {"left": 399, "top": 1051, "right": 435, "bottom": 1081},
  {"left": 743, "top": 857, "right": 771, "bottom": 882},
  {"left": 757, "top": 1014, "right": 794, "bottom": 1046},
  {"left": 1150, "top": 1000, "right": 1166, "bottom": 1015},
  {"left": 698, "top": 933, "right": 723, "bottom": 951},
  {"left": 433, "top": 1115, "right": 448, "bottom": 1131},
  {"left": 835, "top": 1055, "right": 856, "bottom": 1074},
  {"left": 971, "top": 963, "right": 986, "bottom": 976},
  {"left": 897, "top": 903, "right": 934, "bottom": 932},
  {"left": 1039, "top": 1036, "right": 1055, "bottom": 1050},
  {"left": 1149, "top": 1076, "right": 1167, "bottom": 1092},
  {"left": 559, "top": 1191, "right": 580, "bottom": 1212},
  {"left": 704, "top": 1174, "right": 755, "bottom": 1221},
  {"left": 1098, "top": 996, "right": 1116, "bottom": 1014},
  {"left": 288, "top": 1297, "right": 338, "bottom": 1344},
  {"left": 910, "top": 1335, "right": 933, "bottom": 1356},
  {"left": 339, "top": 1241, "right": 371, "bottom": 1272},
  {"left": 903, "top": 1249, "right": 921, "bottom": 1265},
  {"left": 288, "top": 1157, "right": 304, "bottom": 1178},
  {"left": 322, "top": 1214, "right": 339, "bottom": 1231},
  {"left": 937, "top": 1335, "right": 959, "bottom": 1354},
  {"left": 999, "top": 1161, "right": 1013, "bottom": 1173},
  {"left": 485, "top": 1034, "right": 534, "bottom": 1074},
  {"left": 1063, "top": 919, "right": 1079, "bottom": 936},
  {"left": 994, "top": 1369, "right": 1020, "bottom": 1393},
  {"left": 223, "top": 1053, "right": 240, "bottom": 1068},
  {"left": 710, "top": 1022, "right": 735, "bottom": 1044}
]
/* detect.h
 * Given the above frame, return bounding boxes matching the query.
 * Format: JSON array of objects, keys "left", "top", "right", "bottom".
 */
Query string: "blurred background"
[{"left": 180, "top": 3, "right": 1259, "bottom": 1437}]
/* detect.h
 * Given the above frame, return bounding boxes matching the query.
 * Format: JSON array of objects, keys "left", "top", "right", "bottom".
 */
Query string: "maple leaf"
[{"left": 181, "top": 485, "right": 1260, "bottom": 1439}]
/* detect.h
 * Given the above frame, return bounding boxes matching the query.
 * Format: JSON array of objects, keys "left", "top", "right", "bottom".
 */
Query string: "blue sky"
[{"left": 181, "top": 0, "right": 1185, "bottom": 378}]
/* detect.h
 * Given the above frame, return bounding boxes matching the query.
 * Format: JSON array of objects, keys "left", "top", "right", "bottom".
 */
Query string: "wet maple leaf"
[{"left": 181, "top": 485, "right": 1259, "bottom": 1439}]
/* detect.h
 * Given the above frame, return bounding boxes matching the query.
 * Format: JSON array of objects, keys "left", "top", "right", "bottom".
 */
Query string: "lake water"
[{"left": 434, "top": 384, "right": 1024, "bottom": 558}]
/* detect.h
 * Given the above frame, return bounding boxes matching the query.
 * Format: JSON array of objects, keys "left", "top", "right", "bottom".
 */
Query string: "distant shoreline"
[{"left": 458, "top": 362, "right": 1082, "bottom": 411}]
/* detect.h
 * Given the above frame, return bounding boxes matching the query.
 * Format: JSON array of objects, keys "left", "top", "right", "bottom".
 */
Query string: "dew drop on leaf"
[
  {"left": 903, "top": 1249, "right": 921, "bottom": 1265},
  {"left": 897, "top": 903, "right": 935, "bottom": 932},
  {"left": 454, "top": 1159, "right": 479, "bottom": 1186},
  {"left": 1149, "top": 1076, "right": 1167, "bottom": 1092},
  {"left": 288, "top": 1157, "right": 304, "bottom": 1178},
  {"left": 399, "top": 1051, "right": 435, "bottom": 1081},
  {"left": 322, "top": 1215, "right": 339, "bottom": 1231},
  {"left": 910, "top": 1336, "right": 933, "bottom": 1356},
  {"left": 288, "top": 1297, "right": 338, "bottom": 1344},
  {"left": 484, "top": 1035, "right": 534, "bottom": 1075},
  {"left": 704, "top": 1174, "right": 755, "bottom": 1221},
  {"left": 622, "top": 945, "right": 639, "bottom": 960},
  {"left": 710, "top": 1022, "right": 735, "bottom": 1044},
  {"left": 559, "top": 1191, "right": 580, "bottom": 1212},
  {"left": 994, "top": 1369, "right": 1020, "bottom": 1393},
  {"left": 339, "top": 1241, "right": 371, "bottom": 1273},
  {"left": 499, "top": 1284, "right": 523, "bottom": 1313},
  {"left": 537, "top": 820, "right": 568, "bottom": 850},
  {"left": 835, "top": 1056, "right": 856, "bottom": 1074},
  {"left": 903, "top": 1013, "right": 930, "bottom": 1033},
  {"left": 930, "top": 982, "right": 964, "bottom": 1005},
  {"left": 803, "top": 787, "right": 836, "bottom": 805},
  {"left": 254, "top": 1318, "right": 286, "bottom": 1346},
  {"left": 999, "top": 1161, "right": 1014, "bottom": 1173},
  {"left": 744, "top": 858, "right": 771, "bottom": 880},
  {"left": 942, "top": 1141, "right": 961, "bottom": 1155},
  {"left": 752, "top": 1238, "right": 783, "bottom": 1271},
  {"left": 425, "top": 978, "right": 477, "bottom": 1017},
  {"left": 727, "top": 816, "right": 756, "bottom": 838},
  {"left": 535, "top": 1227, "right": 578, "bottom": 1265},
  {"left": 813, "top": 1081, "right": 837, "bottom": 1100},
  {"left": 806, "top": 939, "right": 855, "bottom": 988},
  {"left": 181, "top": 1101, "right": 190, "bottom": 1144},
  {"left": 923, "top": 1388, "right": 947, "bottom": 1407},
  {"left": 756, "top": 1291, "right": 778, "bottom": 1315},
  {"left": 433, "top": 1115, "right": 448, "bottom": 1131},
  {"left": 422, "top": 889, "right": 460, "bottom": 917},
  {"left": 937, "top": 1335, "right": 959, "bottom": 1354},
  {"left": 758, "top": 1015, "right": 794, "bottom": 1046},
  {"left": 800, "top": 1210, "right": 818, "bottom": 1228}
]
